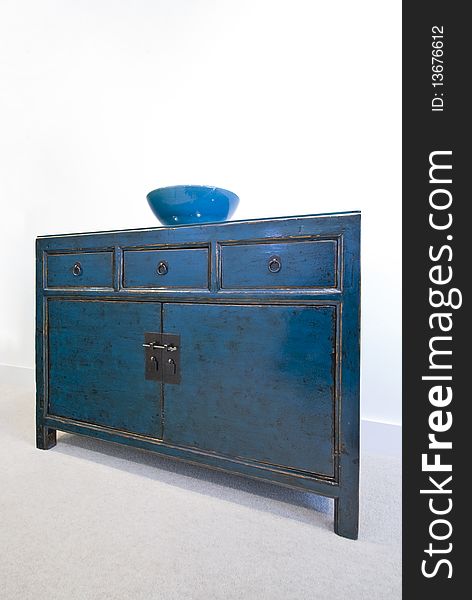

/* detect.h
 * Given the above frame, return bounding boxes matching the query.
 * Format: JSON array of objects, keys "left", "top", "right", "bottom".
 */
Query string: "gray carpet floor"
[{"left": 0, "top": 368, "right": 401, "bottom": 599}]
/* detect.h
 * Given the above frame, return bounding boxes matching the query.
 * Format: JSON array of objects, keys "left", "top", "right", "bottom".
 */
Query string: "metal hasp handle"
[
  {"left": 142, "top": 342, "right": 178, "bottom": 352},
  {"left": 143, "top": 332, "right": 180, "bottom": 384}
]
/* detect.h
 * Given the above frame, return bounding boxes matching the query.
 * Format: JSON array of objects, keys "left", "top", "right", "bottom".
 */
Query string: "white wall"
[{"left": 0, "top": 0, "right": 401, "bottom": 425}]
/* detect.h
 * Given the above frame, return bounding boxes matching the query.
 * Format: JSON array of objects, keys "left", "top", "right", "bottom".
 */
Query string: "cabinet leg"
[
  {"left": 334, "top": 493, "right": 359, "bottom": 540},
  {"left": 37, "top": 425, "right": 57, "bottom": 450}
]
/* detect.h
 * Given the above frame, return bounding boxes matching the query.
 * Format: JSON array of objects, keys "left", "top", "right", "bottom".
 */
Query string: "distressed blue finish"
[
  {"left": 47, "top": 251, "right": 114, "bottom": 288},
  {"left": 147, "top": 185, "right": 239, "bottom": 225},
  {"left": 36, "top": 212, "right": 360, "bottom": 539},
  {"left": 123, "top": 247, "right": 209, "bottom": 289},
  {"left": 220, "top": 238, "right": 338, "bottom": 290},
  {"left": 163, "top": 303, "right": 336, "bottom": 475},
  {"left": 48, "top": 300, "right": 162, "bottom": 436}
]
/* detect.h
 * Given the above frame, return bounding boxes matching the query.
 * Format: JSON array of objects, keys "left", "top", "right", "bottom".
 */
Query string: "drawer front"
[
  {"left": 46, "top": 251, "right": 114, "bottom": 288},
  {"left": 123, "top": 247, "right": 209, "bottom": 289},
  {"left": 220, "top": 238, "right": 338, "bottom": 290}
]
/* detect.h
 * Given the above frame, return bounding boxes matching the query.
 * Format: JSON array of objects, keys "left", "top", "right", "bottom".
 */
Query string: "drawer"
[
  {"left": 46, "top": 251, "right": 114, "bottom": 288},
  {"left": 123, "top": 247, "right": 209, "bottom": 289},
  {"left": 220, "top": 238, "right": 338, "bottom": 290}
]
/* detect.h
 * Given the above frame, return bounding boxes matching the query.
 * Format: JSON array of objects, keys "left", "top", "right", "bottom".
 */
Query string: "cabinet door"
[
  {"left": 162, "top": 303, "right": 336, "bottom": 477},
  {"left": 47, "top": 300, "right": 162, "bottom": 437}
]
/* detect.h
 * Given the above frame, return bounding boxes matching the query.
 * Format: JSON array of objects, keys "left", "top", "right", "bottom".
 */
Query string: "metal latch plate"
[{"left": 143, "top": 332, "right": 181, "bottom": 384}]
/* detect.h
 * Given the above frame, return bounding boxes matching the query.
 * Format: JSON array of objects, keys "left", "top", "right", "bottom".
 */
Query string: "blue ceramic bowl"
[{"left": 146, "top": 185, "right": 240, "bottom": 226}]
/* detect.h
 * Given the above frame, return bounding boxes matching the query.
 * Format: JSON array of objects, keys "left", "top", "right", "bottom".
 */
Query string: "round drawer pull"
[
  {"left": 268, "top": 256, "right": 282, "bottom": 273},
  {"left": 156, "top": 261, "right": 168, "bottom": 276},
  {"left": 72, "top": 262, "right": 83, "bottom": 276}
]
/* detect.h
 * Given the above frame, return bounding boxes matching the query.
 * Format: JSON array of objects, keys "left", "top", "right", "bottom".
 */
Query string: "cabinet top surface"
[{"left": 37, "top": 211, "right": 361, "bottom": 240}]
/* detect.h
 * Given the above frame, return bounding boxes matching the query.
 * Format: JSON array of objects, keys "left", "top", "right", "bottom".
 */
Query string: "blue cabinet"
[{"left": 36, "top": 212, "right": 360, "bottom": 538}]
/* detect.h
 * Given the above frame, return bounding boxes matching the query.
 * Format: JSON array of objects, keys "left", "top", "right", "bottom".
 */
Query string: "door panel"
[
  {"left": 162, "top": 303, "right": 336, "bottom": 476},
  {"left": 48, "top": 299, "right": 162, "bottom": 437}
]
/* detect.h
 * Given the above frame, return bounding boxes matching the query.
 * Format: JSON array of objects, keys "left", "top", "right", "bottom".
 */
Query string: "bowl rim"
[{"left": 146, "top": 184, "right": 239, "bottom": 199}]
